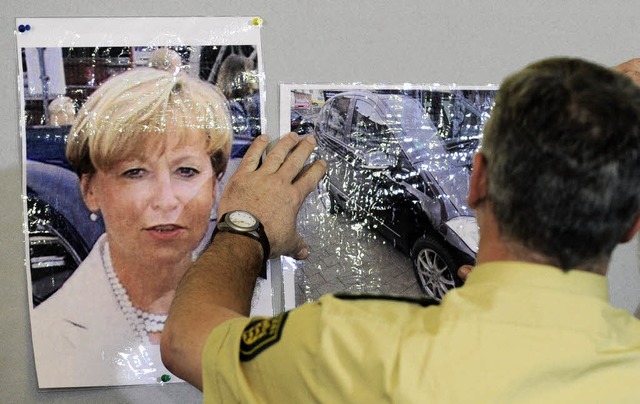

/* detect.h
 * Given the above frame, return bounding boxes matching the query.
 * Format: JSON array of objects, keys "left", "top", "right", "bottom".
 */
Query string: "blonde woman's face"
[{"left": 82, "top": 131, "right": 216, "bottom": 269}]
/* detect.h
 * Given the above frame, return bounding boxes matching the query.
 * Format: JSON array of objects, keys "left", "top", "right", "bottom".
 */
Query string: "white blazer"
[{"left": 30, "top": 234, "right": 174, "bottom": 388}]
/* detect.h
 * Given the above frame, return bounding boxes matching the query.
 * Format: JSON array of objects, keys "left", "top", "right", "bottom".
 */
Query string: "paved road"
[{"left": 292, "top": 186, "right": 423, "bottom": 306}]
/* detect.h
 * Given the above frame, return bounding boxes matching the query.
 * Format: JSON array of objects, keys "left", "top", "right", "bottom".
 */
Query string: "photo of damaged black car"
[{"left": 313, "top": 88, "right": 495, "bottom": 300}]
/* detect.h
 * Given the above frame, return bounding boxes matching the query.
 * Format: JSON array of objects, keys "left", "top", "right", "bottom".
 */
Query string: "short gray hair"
[{"left": 482, "top": 57, "right": 640, "bottom": 271}]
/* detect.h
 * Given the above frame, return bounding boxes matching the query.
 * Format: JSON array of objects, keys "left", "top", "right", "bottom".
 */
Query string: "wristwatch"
[{"left": 214, "top": 210, "right": 270, "bottom": 278}]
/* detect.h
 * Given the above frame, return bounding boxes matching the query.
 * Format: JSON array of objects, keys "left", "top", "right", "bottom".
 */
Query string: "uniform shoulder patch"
[
  {"left": 239, "top": 311, "right": 289, "bottom": 362},
  {"left": 333, "top": 292, "right": 441, "bottom": 307}
]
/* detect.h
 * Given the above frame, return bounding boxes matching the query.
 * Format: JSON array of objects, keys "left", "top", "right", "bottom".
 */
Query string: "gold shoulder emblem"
[{"left": 239, "top": 312, "right": 289, "bottom": 361}]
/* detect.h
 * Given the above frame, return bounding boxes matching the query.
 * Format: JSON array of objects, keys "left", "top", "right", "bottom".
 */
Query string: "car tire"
[
  {"left": 27, "top": 197, "right": 89, "bottom": 307},
  {"left": 410, "top": 235, "right": 462, "bottom": 301}
]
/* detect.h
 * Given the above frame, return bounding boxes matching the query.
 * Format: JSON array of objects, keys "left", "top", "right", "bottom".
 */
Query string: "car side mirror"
[{"left": 361, "top": 150, "right": 395, "bottom": 170}]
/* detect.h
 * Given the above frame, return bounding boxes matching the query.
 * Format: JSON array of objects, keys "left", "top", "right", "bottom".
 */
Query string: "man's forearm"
[
  {"left": 161, "top": 132, "right": 327, "bottom": 390},
  {"left": 161, "top": 231, "right": 263, "bottom": 389}
]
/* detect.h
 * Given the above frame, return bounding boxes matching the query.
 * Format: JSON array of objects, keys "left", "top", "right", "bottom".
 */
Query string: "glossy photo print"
[
  {"left": 280, "top": 84, "right": 497, "bottom": 307},
  {"left": 17, "top": 17, "right": 268, "bottom": 389}
]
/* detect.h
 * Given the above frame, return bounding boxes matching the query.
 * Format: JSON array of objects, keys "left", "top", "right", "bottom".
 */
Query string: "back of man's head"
[{"left": 481, "top": 57, "right": 640, "bottom": 271}]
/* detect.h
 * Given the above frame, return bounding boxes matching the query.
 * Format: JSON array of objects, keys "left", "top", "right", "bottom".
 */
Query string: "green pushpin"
[{"left": 160, "top": 374, "right": 171, "bottom": 383}]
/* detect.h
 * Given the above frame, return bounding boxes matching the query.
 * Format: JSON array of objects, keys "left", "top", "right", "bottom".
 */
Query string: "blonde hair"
[{"left": 66, "top": 67, "right": 232, "bottom": 177}]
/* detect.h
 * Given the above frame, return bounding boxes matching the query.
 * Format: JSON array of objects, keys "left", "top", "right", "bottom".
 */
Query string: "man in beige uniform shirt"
[{"left": 162, "top": 57, "right": 640, "bottom": 402}]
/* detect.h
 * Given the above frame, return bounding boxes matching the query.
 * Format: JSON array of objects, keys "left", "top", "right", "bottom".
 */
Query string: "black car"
[{"left": 314, "top": 90, "right": 479, "bottom": 300}]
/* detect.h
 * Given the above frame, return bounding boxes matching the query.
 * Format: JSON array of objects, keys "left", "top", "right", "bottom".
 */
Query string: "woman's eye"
[
  {"left": 177, "top": 167, "right": 200, "bottom": 178},
  {"left": 122, "top": 168, "right": 145, "bottom": 178}
]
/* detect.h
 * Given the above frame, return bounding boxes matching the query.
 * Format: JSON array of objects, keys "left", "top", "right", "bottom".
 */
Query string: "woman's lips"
[{"left": 145, "top": 224, "right": 185, "bottom": 241}]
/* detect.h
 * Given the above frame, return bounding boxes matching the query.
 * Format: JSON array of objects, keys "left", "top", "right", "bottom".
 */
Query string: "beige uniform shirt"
[{"left": 203, "top": 262, "right": 640, "bottom": 403}]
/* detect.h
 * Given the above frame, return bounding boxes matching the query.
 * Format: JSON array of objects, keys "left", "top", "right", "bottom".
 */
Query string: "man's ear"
[
  {"left": 79, "top": 174, "right": 100, "bottom": 212},
  {"left": 621, "top": 214, "right": 640, "bottom": 243},
  {"left": 468, "top": 152, "right": 488, "bottom": 209}
]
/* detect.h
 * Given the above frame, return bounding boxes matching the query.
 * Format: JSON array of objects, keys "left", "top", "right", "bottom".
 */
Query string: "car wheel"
[
  {"left": 27, "top": 197, "right": 88, "bottom": 307},
  {"left": 410, "top": 235, "right": 461, "bottom": 300}
]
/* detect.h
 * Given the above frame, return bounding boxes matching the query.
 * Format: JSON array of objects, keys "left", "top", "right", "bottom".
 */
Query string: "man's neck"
[{"left": 475, "top": 207, "right": 608, "bottom": 275}]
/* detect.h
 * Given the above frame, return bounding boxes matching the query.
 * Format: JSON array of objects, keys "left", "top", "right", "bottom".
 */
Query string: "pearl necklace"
[{"left": 101, "top": 241, "right": 167, "bottom": 345}]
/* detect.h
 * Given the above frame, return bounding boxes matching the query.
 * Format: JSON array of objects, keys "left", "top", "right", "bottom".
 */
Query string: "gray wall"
[{"left": 2, "top": 1, "right": 639, "bottom": 402}]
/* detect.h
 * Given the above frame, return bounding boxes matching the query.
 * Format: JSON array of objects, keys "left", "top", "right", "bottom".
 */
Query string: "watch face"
[{"left": 228, "top": 210, "right": 258, "bottom": 229}]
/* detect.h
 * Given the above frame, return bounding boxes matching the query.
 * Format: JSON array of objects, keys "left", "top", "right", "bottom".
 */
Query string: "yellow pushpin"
[{"left": 252, "top": 17, "right": 264, "bottom": 27}]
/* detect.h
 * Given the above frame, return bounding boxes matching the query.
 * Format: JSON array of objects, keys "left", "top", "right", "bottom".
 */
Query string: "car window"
[
  {"left": 380, "top": 95, "right": 443, "bottom": 164},
  {"left": 350, "top": 99, "right": 393, "bottom": 155},
  {"left": 315, "top": 102, "right": 329, "bottom": 134},
  {"left": 327, "top": 97, "right": 351, "bottom": 142}
]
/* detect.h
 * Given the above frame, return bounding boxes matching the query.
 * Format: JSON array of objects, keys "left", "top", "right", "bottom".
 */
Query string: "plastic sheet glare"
[{"left": 285, "top": 87, "right": 496, "bottom": 303}]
